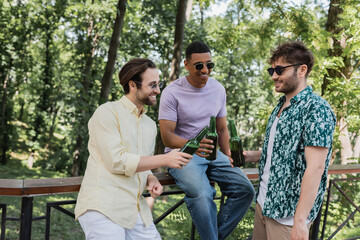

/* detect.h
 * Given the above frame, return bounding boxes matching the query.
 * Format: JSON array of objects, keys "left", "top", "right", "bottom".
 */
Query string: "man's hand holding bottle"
[
  {"left": 164, "top": 149, "right": 193, "bottom": 169},
  {"left": 196, "top": 138, "right": 214, "bottom": 158}
]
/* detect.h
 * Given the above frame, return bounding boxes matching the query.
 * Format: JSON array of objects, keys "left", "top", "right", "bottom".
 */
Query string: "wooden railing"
[
  {"left": 1, "top": 164, "right": 360, "bottom": 240},
  {"left": 3, "top": 164, "right": 360, "bottom": 197}
]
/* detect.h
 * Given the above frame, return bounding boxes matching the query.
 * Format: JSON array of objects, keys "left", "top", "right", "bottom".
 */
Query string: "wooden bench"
[{"left": 1, "top": 165, "right": 360, "bottom": 240}]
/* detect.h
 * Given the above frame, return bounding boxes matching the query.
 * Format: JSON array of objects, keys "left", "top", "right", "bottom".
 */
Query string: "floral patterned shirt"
[{"left": 256, "top": 86, "right": 336, "bottom": 221}]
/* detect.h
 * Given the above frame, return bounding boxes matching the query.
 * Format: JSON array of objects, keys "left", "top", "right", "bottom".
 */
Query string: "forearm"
[
  {"left": 136, "top": 150, "right": 192, "bottom": 172},
  {"left": 136, "top": 155, "right": 165, "bottom": 172},
  {"left": 159, "top": 120, "right": 188, "bottom": 149},
  {"left": 218, "top": 129, "right": 230, "bottom": 156},
  {"left": 294, "top": 164, "right": 324, "bottom": 223},
  {"left": 294, "top": 146, "right": 327, "bottom": 223},
  {"left": 162, "top": 131, "right": 188, "bottom": 149},
  {"left": 244, "top": 150, "right": 262, "bottom": 162},
  {"left": 147, "top": 174, "right": 159, "bottom": 185}
]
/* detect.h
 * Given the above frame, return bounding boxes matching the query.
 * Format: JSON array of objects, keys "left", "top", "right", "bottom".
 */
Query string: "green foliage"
[
  {"left": 1, "top": 0, "right": 360, "bottom": 237},
  {"left": 318, "top": 175, "right": 360, "bottom": 239},
  {"left": 2, "top": 0, "right": 358, "bottom": 171}
]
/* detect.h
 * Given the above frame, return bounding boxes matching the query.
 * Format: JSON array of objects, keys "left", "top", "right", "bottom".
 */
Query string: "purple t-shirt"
[{"left": 158, "top": 76, "right": 227, "bottom": 150}]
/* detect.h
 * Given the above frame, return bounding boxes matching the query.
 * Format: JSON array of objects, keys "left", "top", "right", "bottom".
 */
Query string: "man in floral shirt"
[{"left": 245, "top": 42, "right": 336, "bottom": 240}]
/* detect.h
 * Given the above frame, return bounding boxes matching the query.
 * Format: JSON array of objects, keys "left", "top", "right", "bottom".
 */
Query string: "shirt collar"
[
  {"left": 278, "top": 85, "right": 313, "bottom": 104},
  {"left": 120, "top": 95, "right": 147, "bottom": 116}
]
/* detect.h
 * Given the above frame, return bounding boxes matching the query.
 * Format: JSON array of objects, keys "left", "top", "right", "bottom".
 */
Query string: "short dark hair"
[
  {"left": 270, "top": 41, "right": 314, "bottom": 78},
  {"left": 118, "top": 58, "right": 157, "bottom": 94},
  {"left": 185, "top": 41, "right": 211, "bottom": 60}
]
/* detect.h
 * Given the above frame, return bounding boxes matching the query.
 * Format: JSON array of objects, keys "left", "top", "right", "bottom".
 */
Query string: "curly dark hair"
[{"left": 270, "top": 41, "right": 314, "bottom": 78}]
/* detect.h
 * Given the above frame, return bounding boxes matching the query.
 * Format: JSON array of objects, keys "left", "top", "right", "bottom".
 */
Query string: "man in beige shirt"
[{"left": 75, "top": 58, "right": 192, "bottom": 239}]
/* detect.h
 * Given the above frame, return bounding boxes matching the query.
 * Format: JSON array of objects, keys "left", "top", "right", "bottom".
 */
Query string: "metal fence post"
[
  {"left": 19, "top": 197, "right": 33, "bottom": 240},
  {"left": 0, "top": 204, "right": 6, "bottom": 240},
  {"left": 310, "top": 202, "right": 323, "bottom": 240},
  {"left": 45, "top": 204, "right": 51, "bottom": 240}
]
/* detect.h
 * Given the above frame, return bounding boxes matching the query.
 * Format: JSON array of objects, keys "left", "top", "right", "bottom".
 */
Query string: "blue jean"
[{"left": 169, "top": 150, "right": 255, "bottom": 240}]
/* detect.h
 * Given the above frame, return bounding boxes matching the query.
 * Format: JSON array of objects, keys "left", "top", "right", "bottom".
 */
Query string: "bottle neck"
[
  {"left": 229, "top": 121, "right": 238, "bottom": 138},
  {"left": 195, "top": 126, "right": 209, "bottom": 142},
  {"left": 209, "top": 117, "right": 216, "bottom": 133}
]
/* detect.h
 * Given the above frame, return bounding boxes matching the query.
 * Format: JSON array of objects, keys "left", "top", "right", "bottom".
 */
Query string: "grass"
[
  {"left": 0, "top": 163, "right": 84, "bottom": 240},
  {"left": 1, "top": 194, "right": 83, "bottom": 240},
  {"left": 1, "top": 162, "right": 360, "bottom": 239}
]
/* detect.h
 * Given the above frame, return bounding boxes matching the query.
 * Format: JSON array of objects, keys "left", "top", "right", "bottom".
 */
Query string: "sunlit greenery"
[
  {"left": 1, "top": 0, "right": 359, "bottom": 171},
  {"left": 1, "top": 0, "right": 360, "bottom": 239}
]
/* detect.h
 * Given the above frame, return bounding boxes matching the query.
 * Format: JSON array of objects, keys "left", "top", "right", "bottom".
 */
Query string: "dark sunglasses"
[
  {"left": 194, "top": 62, "right": 215, "bottom": 71},
  {"left": 267, "top": 63, "right": 303, "bottom": 76},
  {"left": 133, "top": 80, "right": 164, "bottom": 90}
]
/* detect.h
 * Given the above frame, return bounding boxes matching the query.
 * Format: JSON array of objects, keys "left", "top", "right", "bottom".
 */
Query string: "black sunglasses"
[
  {"left": 194, "top": 62, "right": 215, "bottom": 71},
  {"left": 267, "top": 63, "right": 303, "bottom": 76},
  {"left": 133, "top": 80, "right": 164, "bottom": 90}
]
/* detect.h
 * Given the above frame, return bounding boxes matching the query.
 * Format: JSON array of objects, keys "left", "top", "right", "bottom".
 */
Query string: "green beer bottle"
[
  {"left": 180, "top": 126, "right": 209, "bottom": 155},
  {"left": 206, "top": 116, "right": 218, "bottom": 160},
  {"left": 228, "top": 120, "right": 245, "bottom": 167}
]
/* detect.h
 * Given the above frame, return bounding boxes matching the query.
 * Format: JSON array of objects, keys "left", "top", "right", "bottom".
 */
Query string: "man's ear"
[
  {"left": 129, "top": 80, "right": 137, "bottom": 91},
  {"left": 299, "top": 64, "right": 308, "bottom": 77},
  {"left": 184, "top": 59, "right": 189, "bottom": 71}
]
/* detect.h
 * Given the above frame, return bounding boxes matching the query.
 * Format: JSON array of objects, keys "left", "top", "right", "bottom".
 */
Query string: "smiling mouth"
[
  {"left": 275, "top": 81, "right": 282, "bottom": 86},
  {"left": 149, "top": 95, "right": 157, "bottom": 100}
]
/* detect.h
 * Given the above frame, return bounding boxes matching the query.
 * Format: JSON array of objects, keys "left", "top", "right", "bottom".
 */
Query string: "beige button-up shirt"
[{"left": 75, "top": 96, "right": 157, "bottom": 229}]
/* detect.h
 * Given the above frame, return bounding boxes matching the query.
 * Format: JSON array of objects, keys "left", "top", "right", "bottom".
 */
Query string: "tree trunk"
[
  {"left": 353, "top": 132, "right": 360, "bottom": 159},
  {"left": 27, "top": 152, "right": 35, "bottom": 169},
  {"left": 83, "top": 11, "right": 98, "bottom": 91},
  {"left": 71, "top": 3, "right": 98, "bottom": 176},
  {"left": 339, "top": 117, "right": 354, "bottom": 164},
  {"left": 44, "top": 106, "right": 59, "bottom": 150},
  {"left": 322, "top": 0, "right": 357, "bottom": 165},
  {"left": 71, "top": 135, "right": 82, "bottom": 176},
  {"left": 99, "top": 0, "right": 127, "bottom": 104},
  {"left": 200, "top": 4, "right": 204, "bottom": 27},
  {"left": 185, "top": 0, "right": 193, "bottom": 21},
  {"left": 322, "top": 0, "right": 346, "bottom": 95},
  {"left": 169, "top": 0, "right": 188, "bottom": 82},
  {"left": 33, "top": 12, "right": 54, "bottom": 143},
  {"left": 0, "top": 72, "right": 10, "bottom": 165},
  {"left": 18, "top": 98, "right": 25, "bottom": 121}
]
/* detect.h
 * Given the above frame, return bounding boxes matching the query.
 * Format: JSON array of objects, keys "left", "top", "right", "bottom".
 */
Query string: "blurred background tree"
[{"left": 0, "top": 0, "right": 359, "bottom": 176}]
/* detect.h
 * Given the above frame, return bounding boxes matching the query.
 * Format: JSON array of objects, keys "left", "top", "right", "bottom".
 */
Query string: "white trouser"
[{"left": 78, "top": 210, "right": 161, "bottom": 240}]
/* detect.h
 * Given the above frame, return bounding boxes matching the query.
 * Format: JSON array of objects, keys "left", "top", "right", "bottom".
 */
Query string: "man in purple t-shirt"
[{"left": 158, "top": 41, "right": 255, "bottom": 240}]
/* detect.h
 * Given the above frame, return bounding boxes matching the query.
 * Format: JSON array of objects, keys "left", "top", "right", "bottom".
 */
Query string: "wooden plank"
[
  {"left": 154, "top": 169, "right": 260, "bottom": 184},
  {"left": 23, "top": 177, "right": 83, "bottom": 196},
  {"left": 0, "top": 179, "right": 24, "bottom": 196},
  {"left": 241, "top": 164, "right": 360, "bottom": 180},
  {"left": 328, "top": 164, "right": 360, "bottom": 175},
  {"left": 154, "top": 172, "right": 176, "bottom": 186},
  {"left": 1, "top": 164, "right": 360, "bottom": 197},
  {"left": 243, "top": 168, "right": 259, "bottom": 180}
]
